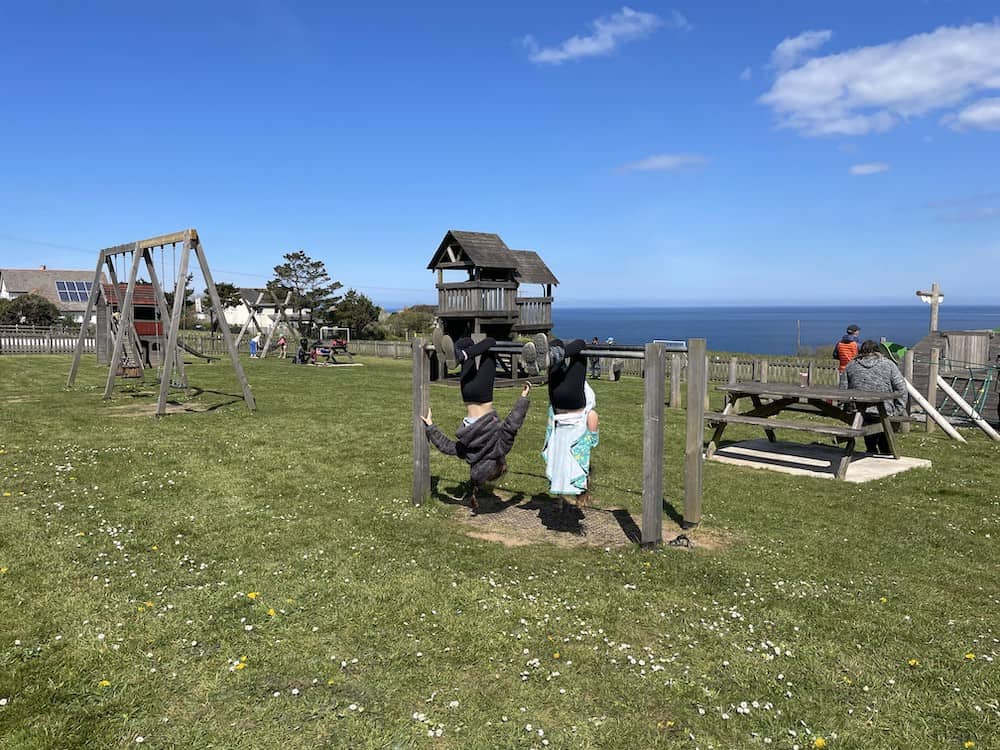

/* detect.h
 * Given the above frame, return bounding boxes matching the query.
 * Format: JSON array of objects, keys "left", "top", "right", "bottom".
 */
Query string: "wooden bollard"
[
  {"left": 641, "top": 342, "right": 666, "bottom": 547},
  {"left": 684, "top": 338, "right": 706, "bottom": 528},
  {"left": 728, "top": 357, "right": 737, "bottom": 385},
  {"left": 412, "top": 340, "right": 431, "bottom": 504},
  {"left": 669, "top": 354, "right": 682, "bottom": 408},
  {"left": 902, "top": 349, "right": 914, "bottom": 434},
  {"left": 807, "top": 361, "right": 815, "bottom": 386},
  {"left": 926, "top": 347, "right": 939, "bottom": 434},
  {"left": 759, "top": 359, "right": 769, "bottom": 384}
]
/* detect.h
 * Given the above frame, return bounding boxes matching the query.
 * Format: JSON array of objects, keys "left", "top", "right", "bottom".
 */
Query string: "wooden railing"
[
  {"left": 515, "top": 296, "right": 553, "bottom": 328},
  {"left": 0, "top": 325, "right": 94, "bottom": 354},
  {"left": 437, "top": 282, "right": 517, "bottom": 317}
]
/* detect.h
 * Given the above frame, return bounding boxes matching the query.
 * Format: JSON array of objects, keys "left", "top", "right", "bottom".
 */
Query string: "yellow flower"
[
  {"left": 247, "top": 592, "right": 259, "bottom": 601},
  {"left": 2, "top": 492, "right": 10, "bottom": 498},
  {"left": 75, "top": 531, "right": 85, "bottom": 537},
  {"left": 151, "top": 545, "right": 158, "bottom": 551},
  {"left": 964, "top": 652, "right": 976, "bottom": 661},
  {"left": 0, "top": 567, "right": 8, "bottom": 574},
  {"left": 813, "top": 739, "right": 827, "bottom": 749},
  {"left": 553, "top": 652, "right": 560, "bottom": 659},
  {"left": 964, "top": 742, "right": 976, "bottom": 749},
  {"left": 327, "top": 678, "right": 336, "bottom": 685},
  {"left": 879, "top": 596, "right": 887, "bottom": 603},
  {"left": 98, "top": 679, "right": 111, "bottom": 687},
  {"left": 267, "top": 608, "right": 276, "bottom": 617},
  {"left": 908, "top": 658, "right": 920, "bottom": 667},
  {"left": 234, "top": 662, "right": 246, "bottom": 670},
  {"left": 145, "top": 601, "right": 154, "bottom": 608}
]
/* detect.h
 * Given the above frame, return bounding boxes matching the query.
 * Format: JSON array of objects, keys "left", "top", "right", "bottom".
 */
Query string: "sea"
[{"left": 550, "top": 306, "right": 1000, "bottom": 356}]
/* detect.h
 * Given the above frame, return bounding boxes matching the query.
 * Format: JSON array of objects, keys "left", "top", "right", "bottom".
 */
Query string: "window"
[{"left": 55, "top": 280, "right": 92, "bottom": 303}]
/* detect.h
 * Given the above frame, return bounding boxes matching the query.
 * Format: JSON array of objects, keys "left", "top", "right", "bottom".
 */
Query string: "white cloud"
[
  {"left": 760, "top": 22, "right": 1000, "bottom": 136},
  {"left": 618, "top": 153, "right": 708, "bottom": 172},
  {"left": 849, "top": 162, "right": 890, "bottom": 176},
  {"left": 739, "top": 66, "right": 752, "bottom": 81},
  {"left": 946, "top": 97, "right": 1000, "bottom": 130},
  {"left": 770, "top": 29, "right": 832, "bottom": 71},
  {"left": 523, "top": 7, "right": 676, "bottom": 65}
]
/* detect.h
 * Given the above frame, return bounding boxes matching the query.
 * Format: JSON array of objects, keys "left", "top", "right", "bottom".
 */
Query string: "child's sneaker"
[
  {"left": 439, "top": 334, "right": 457, "bottom": 371},
  {"left": 548, "top": 338, "right": 565, "bottom": 371},
  {"left": 521, "top": 340, "right": 539, "bottom": 375},
  {"left": 532, "top": 334, "right": 549, "bottom": 371}
]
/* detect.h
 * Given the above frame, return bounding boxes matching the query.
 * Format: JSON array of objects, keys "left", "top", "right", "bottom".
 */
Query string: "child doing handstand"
[
  {"left": 422, "top": 336, "right": 531, "bottom": 512},
  {"left": 542, "top": 339, "right": 600, "bottom": 507}
]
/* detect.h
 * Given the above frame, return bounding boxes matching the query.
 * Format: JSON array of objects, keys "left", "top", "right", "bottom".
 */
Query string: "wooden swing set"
[{"left": 67, "top": 229, "right": 256, "bottom": 416}]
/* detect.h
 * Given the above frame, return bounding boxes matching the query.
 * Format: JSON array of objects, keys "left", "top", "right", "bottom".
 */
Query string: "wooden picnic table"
[{"left": 705, "top": 381, "right": 906, "bottom": 480}]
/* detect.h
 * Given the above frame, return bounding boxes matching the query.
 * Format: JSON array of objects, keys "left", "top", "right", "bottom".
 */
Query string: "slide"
[{"left": 178, "top": 341, "right": 220, "bottom": 362}]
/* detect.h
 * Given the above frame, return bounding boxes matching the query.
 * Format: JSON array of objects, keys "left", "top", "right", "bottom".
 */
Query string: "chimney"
[{"left": 40, "top": 264, "right": 47, "bottom": 271}]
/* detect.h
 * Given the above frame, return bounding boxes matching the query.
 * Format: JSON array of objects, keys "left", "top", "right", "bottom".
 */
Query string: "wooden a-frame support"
[
  {"left": 68, "top": 229, "right": 256, "bottom": 416},
  {"left": 234, "top": 290, "right": 299, "bottom": 359},
  {"left": 409, "top": 339, "right": 708, "bottom": 547}
]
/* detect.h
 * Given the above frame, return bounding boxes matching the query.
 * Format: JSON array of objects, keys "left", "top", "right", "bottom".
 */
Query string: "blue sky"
[{"left": 1, "top": 1, "right": 998, "bottom": 308}]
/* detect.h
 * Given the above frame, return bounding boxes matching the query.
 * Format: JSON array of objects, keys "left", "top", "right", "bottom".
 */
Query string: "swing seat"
[{"left": 117, "top": 365, "right": 142, "bottom": 379}]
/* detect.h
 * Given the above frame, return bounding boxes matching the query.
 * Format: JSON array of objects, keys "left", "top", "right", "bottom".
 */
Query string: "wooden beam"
[
  {"left": 926, "top": 347, "right": 939, "bottom": 434},
  {"left": 641, "top": 342, "right": 666, "bottom": 548},
  {"left": 412, "top": 340, "right": 431, "bottom": 505},
  {"left": 683, "top": 338, "right": 707, "bottom": 528},
  {"left": 67, "top": 250, "right": 106, "bottom": 386},
  {"left": 669, "top": 354, "right": 682, "bottom": 408},
  {"left": 142, "top": 249, "right": 187, "bottom": 389},
  {"left": 137, "top": 229, "right": 198, "bottom": 250},
  {"left": 195, "top": 241, "right": 256, "bottom": 413},
  {"left": 901, "top": 349, "right": 914, "bottom": 434},
  {"left": 156, "top": 238, "right": 193, "bottom": 415},
  {"left": 103, "top": 245, "right": 145, "bottom": 399}
]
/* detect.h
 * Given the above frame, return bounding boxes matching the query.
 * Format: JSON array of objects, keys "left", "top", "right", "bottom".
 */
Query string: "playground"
[{"left": 1, "top": 352, "right": 997, "bottom": 749}]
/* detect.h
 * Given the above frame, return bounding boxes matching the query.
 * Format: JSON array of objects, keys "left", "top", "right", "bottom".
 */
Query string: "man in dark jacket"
[
  {"left": 422, "top": 336, "right": 531, "bottom": 511},
  {"left": 846, "top": 339, "right": 907, "bottom": 454}
]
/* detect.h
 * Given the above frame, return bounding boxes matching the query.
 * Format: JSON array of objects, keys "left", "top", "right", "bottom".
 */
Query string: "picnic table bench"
[{"left": 706, "top": 381, "right": 906, "bottom": 480}]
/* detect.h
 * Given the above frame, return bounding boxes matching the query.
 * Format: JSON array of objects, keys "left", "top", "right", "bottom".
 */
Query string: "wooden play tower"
[{"left": 427, "top": 230, "right": 558, "bottom": 341}]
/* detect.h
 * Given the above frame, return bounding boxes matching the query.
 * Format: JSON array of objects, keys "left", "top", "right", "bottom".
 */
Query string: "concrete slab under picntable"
[{"left": 708, "top": 438, "right": 931, "bottom": 483}]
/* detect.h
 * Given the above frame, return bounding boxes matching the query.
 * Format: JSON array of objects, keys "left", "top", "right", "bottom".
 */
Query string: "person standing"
[
  {"left": 277, "top": 334, "right": 287, "bottom": 359},
  {"left": 249, "top": 331, "right": 261, "bottom": 358},
  {"left": 833, "top": 324, "right": 860, "bottom": 387},
  {"left": 589, "top": 337, "right": 601, "bottom": 379}
]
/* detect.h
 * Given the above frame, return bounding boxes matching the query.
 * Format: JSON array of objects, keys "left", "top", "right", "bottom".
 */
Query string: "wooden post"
[
  {"left": 727, "top": 357, "right": 737, "bottom": 385},
  {"left": 103, "top": 246, "right": 144, "bottom": 399},
  {"left": 412, "top": 340, "right": 431, "bottom": 505},
  {"left": 807, "top": 361, "right": 815, "bottom": 386},
  {"left": 68, "top": 251, "right": 107, "bottom": 386},
  {"left": 669, "top": 354, "right": 682, "bottom": 408},
  {"left": 926, "top": 346, "right": 939, "bottom": 434},
  {"left": 929, "top": 282, "right": 940, "bottom": 333},
  {"left": 759, "top": 359, "right": 769, "bottom": 384},
  {"left": 902, "top": 349, "right": 914, "bottom": 434},
  {"left": 641, "top": 342, "right": 665, "bottom": 548},
  {"left": 684, "top": 338, "right": 707, "bottom": 528},
  {"left": 143, "top": 249, "right": 186, "bottom": 389},
  {"left": 195, "top": 240, "right": 256, "bottom": 413}
]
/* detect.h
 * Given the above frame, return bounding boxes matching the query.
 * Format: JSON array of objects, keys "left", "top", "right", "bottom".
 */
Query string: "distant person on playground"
[
  {"left": 846, "top": 339, "right": 907, "bottom": 454},
  {"left": 589, "top": 337, "right": 601, "bottom": 379},
  {"left": 422, "top": 335, "right": 532, "bottom": 512},
  {"left": 277, "top": 334, "right": 287, "bottom": 359},
  {"left": 540, "top": 339, "right": 600, "bottom": 507},
  {"left": 833, "top": 324, "right": 860, "bottom": 387},
  {"left": 249, "top": 332, "right": 261, "bottom": 358}
]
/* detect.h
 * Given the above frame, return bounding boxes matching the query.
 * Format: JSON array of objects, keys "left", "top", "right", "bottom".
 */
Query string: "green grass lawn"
[{"left": 0, "top": 354, "right": 997, "bottom": 749}]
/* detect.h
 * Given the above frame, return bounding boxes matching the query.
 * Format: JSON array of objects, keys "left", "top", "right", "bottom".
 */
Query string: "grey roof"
[
  {"left": 427, "top": 230, "right": 518, "bottom": 270},
  {"left": 238, "top": 288, "right": 274, "bottom": 306},
  {"left": 0, "top": 268, "right": 104, "bottom": 312},
  {"left": 510, "top": 250, "right": 559, "bottom": 286}
]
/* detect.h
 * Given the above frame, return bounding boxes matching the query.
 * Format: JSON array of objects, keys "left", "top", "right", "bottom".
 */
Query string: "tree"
[
  {"left": 385, "top": 306, "right": 435, "bottom": 338},
  {"left": 0, "top": 294, "right": 62, "bottom": 327},
  {"left": 268, "top": 251, "right": 342, "bottom": 333},
  {"left": 329, "top": 289, "right": 382, "bottom": 338}
]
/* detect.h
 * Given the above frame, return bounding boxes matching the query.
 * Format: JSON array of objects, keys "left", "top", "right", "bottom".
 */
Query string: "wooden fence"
[
  {"left": 0, "top": 328, "right": 842, "bottom": 386},
  {"left": 0, "top": 326, "right": 94, "bottom": 355}
]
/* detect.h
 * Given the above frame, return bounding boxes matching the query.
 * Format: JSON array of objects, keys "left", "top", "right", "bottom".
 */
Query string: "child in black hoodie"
[{"left": 422, "top": 336, "right": 531, "bottom": 511}]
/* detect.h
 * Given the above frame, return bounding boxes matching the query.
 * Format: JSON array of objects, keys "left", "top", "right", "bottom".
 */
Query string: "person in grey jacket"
[
  {"left": 845, "top": 339, "right": 907, "bottom": 454},
  {"left": 422, "top": 335, "right": 532, "bottom": 511}
]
